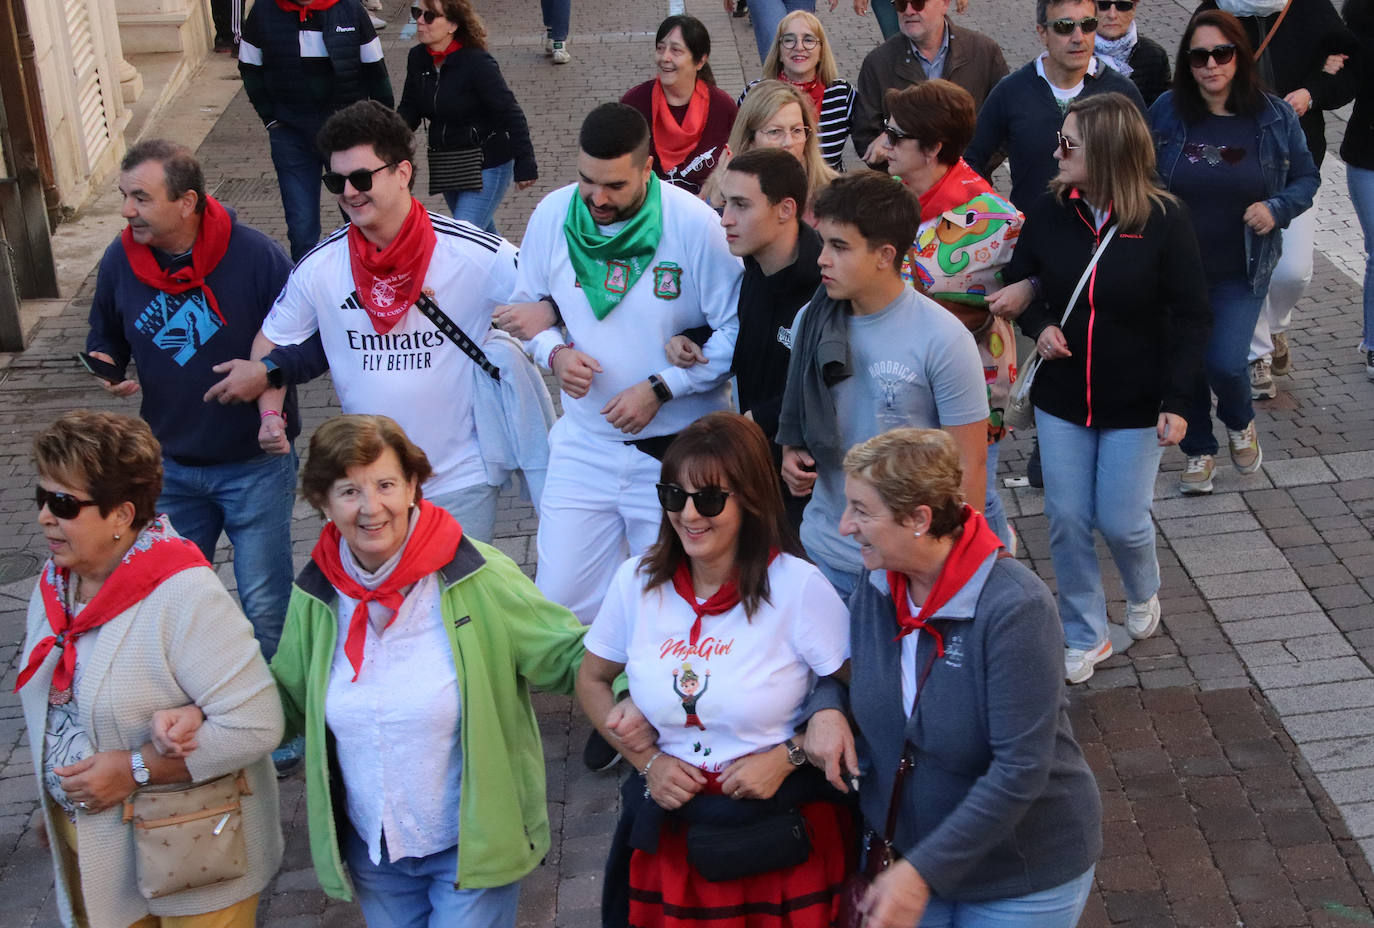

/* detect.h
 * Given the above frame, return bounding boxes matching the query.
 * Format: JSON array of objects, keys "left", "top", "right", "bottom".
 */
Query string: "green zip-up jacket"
[{"left": 269, "top": 534, "right": 587, "bottom": 898}]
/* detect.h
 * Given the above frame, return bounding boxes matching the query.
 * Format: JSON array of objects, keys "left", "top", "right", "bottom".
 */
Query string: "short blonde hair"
[
  {"left": 762, "top": 11, "right": 839, "bottom": 86},
  {"left": 842, "top": 429, "right": 965, "bottom": 537},
  {"left": 33, "top": 410, "right": 164, "bottom": 529},
  {"left": 300, "top": 415, "right": 433, "bottom": 511}
]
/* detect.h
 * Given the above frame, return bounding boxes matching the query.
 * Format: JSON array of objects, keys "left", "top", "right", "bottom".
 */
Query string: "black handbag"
[
  {"left": 686, "top": 808, "right": 812, "bottom": 882},
  {"left": 427, "top": 146, "right": 484, "bottom": 195}
]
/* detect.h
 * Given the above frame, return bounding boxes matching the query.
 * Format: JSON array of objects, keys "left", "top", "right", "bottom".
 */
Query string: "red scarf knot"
[
  {"left": 347, "top": 197, "right": 438, "bottom": 334},
  {"left": 310, "top": 500, "right": 462, "bottom": 681},
  {"left": 428, "top": 39, "right": 462, "bottom": 68},
  {"left": 669, "top": 549, "right": 779, "bottom": 646},
  {"left": 780, "top": 74, "right": 826, "bottom": 114},
  {"left": 889, "top": 506, "right": 1003, "bottom": 656},
  {"left": 120, "top": 195, "right": 233, "bottom": 325},
  {"left": 16, "top": 517, "right": 210, "bottom": 698}
]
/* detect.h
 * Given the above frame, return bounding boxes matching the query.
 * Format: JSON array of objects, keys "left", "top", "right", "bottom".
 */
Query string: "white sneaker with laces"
[
  {"left": 1064, "top": 639, "right": 1113, "bottom": 685},
  {"left": 552, "top": 40, "right": 570, "bottom": 64},
  {"left": 1126, "top": 594, "right": 1161, "bottom": 640}
]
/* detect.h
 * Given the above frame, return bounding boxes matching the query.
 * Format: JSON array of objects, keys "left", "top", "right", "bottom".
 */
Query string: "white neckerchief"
[{"left": 1095, "top": 21, "right": 1138, "bottom": 77}]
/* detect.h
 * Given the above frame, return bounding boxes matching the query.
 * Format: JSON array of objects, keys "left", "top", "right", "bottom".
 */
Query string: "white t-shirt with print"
[{"left": 584, "top": 553, "right": 849, "bottom": 771}]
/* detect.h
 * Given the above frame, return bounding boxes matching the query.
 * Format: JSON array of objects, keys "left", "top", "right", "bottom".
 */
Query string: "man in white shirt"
[{"left": 500, "top": 103, "right": 742, "bottom": 624}]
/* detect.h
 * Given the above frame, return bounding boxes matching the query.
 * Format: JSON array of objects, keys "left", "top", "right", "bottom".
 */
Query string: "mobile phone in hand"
[{"left": 76, "top": 352, "right": 126, "bottom": 383}]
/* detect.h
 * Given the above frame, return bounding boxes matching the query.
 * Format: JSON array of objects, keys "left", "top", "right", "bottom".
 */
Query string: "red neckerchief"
[
  {"left": 16, "top": 517, "right": 209, "bottom": 700},
  {"left": 428, "top": 39, "right": 462, "bottom": 68},
  {"left": 780, "top": 73, "right": 826, "bottom": 114},
  {"left": 310, "top": 500, "right": 462, "bottom": 681},
  {"left": 888, "top": 506, "right": 1003, "bottom": 656},
  {"left": 651, "top": 78, "right": 711, "bottom": 173},
  {"left": 347, "top": 197, "right": 438, "bottom": 334},
  {"left": 917, "top": 159, "right": 993, "bottom": 222},
  {"left": 669, "top": 549, "right": 779, "bottom": 646},
  {"left": 120, "top": 195, "right": 233, "bottom": 326},
  {"left": 275, "top": 0, "right": 342, "bottom": 21}
]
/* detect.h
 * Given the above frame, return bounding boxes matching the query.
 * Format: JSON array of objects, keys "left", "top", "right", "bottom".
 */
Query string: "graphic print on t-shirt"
[
  {"left": 133, "top": 291, "right": 224, "bottom": 366},
  {"left": 672, "top": 663, "right": 710, "bottom": 734},
  {"left": 871, "top": 359, "right": 921, "bottom": 432},
  {"left": 338, "top": 291, "right": 445, "bottom": 372}
]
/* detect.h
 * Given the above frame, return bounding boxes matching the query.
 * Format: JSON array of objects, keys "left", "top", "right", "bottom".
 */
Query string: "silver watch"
[
  {"left": 783, "top": 738, "right": 807, "bottom": 767},
  {"left": 130, "top": 750, "right": 151, "bottom": 786}
]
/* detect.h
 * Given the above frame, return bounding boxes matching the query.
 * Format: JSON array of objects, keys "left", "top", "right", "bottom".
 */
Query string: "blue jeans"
[
  {"left": 1180, "top": 276, "right": 1266, "bottom": 456},
  {"left": 442, "top": 161, "right": 514, "bottom": 237},
  {"left": 745, "top": 0, "right": 816, "bottom": 62},
  {"left": 1348, "top": 165, "right": 1374, "bottom": 352},
  {"left": 1035, "top": 409, "right": 1162, "bottom": 651},
  {"left": 539, "top": 0, "right": 569, "bottom": 40},
  {"left": 343, "top": 823, "right": 521, "bottom": 928},
  {"left": 268, "top": 124, "right": 326, "bottom": 262},
  {"left": 919, "top": 867, "right": 1095, "bottom": 928},
  {"left": 159, "top": 450, "right": 298, "bottom": 659},
  {"left": 870, "top": 0, "right": 902, "bottom": 39},
  {"left": 984, "top": 440, "right": 1010, "bottom": 547},
  {"left": 427, "top": 481, "right": 499, "bottom": 544}
]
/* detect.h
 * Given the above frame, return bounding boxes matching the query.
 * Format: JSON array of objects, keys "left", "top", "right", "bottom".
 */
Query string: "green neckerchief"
[{"left": 562, "top": 174, "right": 663, "bottom": 320}]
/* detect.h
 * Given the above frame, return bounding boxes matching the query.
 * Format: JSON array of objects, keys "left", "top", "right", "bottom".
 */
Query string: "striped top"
[{"left": 740, "top": 79, "right": 857, "bottom": 171}]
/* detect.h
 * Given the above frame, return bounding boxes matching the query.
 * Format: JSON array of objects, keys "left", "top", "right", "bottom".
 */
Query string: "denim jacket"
[{"left": 1149, "top": 90, "right": 1320, "bottom": 294}]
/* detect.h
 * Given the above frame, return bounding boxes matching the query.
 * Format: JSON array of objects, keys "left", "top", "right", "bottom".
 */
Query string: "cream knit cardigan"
[{"left": 19, "top": 564, "right": 285, "bottom": 928}]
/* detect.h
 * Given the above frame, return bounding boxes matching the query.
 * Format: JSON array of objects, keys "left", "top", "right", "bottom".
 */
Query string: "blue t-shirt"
[
  {"left": 1167, "top": 112, "right": 1265, "bottom": 283},
  {"left": 800, "top": 287, "right": 989, "bottom": 576}
]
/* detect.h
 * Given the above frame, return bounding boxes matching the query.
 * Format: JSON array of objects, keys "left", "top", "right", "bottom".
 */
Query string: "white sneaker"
[
  {"left": 544, "top": 35, "right": 554, "bottom": 56},
  {"left": 551, "top": 40, "right": 570, "bottom": 64},
  {"left": 369, "top": 13, "right": 387, "bottom": 29},
  {"left": 1126, "top": 594, "right": 1161, "bottom": 640},
  {"left": 1065, "top": 640, "right": 1113, "bottom": 685}
]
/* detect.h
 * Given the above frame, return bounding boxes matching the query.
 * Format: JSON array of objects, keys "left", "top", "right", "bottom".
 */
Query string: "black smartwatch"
[
  {"left": 262, "top": 356, "right": 284, "bottom": 389},
  {"left": 648, "top": 373, "right": 673, "bottom": 403}
]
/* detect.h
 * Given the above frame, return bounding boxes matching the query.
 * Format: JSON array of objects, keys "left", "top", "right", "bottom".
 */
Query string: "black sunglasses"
[
  {"left": 892, "top": 0, "right": 928, "bottom": 11},
  {"left": 656, "top": 483, "right": 733, "bottom": 517},
  {"left": 322, "top": 162, "right": 398, "bottom": 194},
  {"left": 883, "top": 122, "right": 918, "bottom": 145},
  {"left": 410, "top": 6, "right": 439, "bottom": 23},
  {"left": 36, "top": 487, "right": 100, "bottom": 520},
  {"left": 1096, "top": 0, "right": 1135, "bottom": 11},
  {"left": 1187, "top": 43, "right": 1237, "bottom": 68},
  {"left": 1047, "top": 16, "right": 1098, "bottom": 34}
]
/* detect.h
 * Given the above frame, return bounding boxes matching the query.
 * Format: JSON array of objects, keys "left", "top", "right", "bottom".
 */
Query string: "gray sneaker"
[
  {"left": 1228, "top": 421, "right": 1263, "bottom": 474},
  {"left": 1250, "top": 357, "right": 1275, "bottom": 399},
  {"left": 1180, "top": 454, "right": 1214, "bottom": 495},
  {"left": 1271, "top": 332, "right": 1291, "bottom": 376}
]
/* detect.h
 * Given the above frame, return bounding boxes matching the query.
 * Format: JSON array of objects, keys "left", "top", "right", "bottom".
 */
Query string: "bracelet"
[
  {"left": 640, "top": 751, "right": 663, "bottom": 778},
  {"left": 547, "top": 343, "right": 571, "bottom": 370},
  {"left": 260, "top": 410, "right": 283, "bottom": 421}
]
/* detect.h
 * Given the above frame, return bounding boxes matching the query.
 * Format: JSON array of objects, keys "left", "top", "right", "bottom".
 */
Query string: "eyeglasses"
[
  {"left": 779, "top": 33, "right": 820, "bottom": 50},
  {"left": 321, "top": 163, "right": 398, "bottom": 194},
  {"left": 656, "top": 483, "right": 733, "bottom": 517},
  {"left": 410, "top": 6, "right": 440, "bottom": 23},
  {"left": 882, "top": 123, "right": 918, "bottom": 145},
  {"left": 758, "top": 125, "right": 811, "bottom": 143},
  {"left": 1187, "top": 43, "right": 1237, "bottom": 68},
  {"left": 1047, "top": 16, "right": 1098, "bottom": 34},
  {"left": 1056, "top": 130, "right": 1082, "bottom": 158},
  {"left": 1096, "top": 0, "right": 1135, "bottom": 11},
  {"left": 36, "top": 487, "right": 100, "bottom": 520},
  {"left": 892, "top": 0, "right": 928, "bottom": 11}
]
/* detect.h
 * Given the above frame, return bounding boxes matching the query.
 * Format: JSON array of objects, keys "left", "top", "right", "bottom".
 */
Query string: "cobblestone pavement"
[{"left": 0, "top": 0, "right": 1372, "bottom": 925}]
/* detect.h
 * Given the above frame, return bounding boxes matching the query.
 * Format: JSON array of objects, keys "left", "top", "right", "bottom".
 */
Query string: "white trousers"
[
  {"left": 535, "top": 416, "right": 665, "bottom": 624},
  {"left": 1250, "top": 208, "right": 1317, "bottom": 361}
]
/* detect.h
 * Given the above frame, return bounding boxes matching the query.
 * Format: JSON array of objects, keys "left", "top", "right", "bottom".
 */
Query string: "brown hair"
[
  {"left": 638, "top": 412, "right": 804, "bottom": 616},
  {"left": 762, "top": 11, "right": 839, "bottom": 86},
  {"left": 426, "top": 0, "right": 488, "bottom": 50},
  {"left": 33, "top": 410, "right": 163, "bottom": 529},
  {"left": 1171, "top": 9, "right": 1266, "bottom": 122},
  {"left": 1049, "top": 92, "right": 1176, "bottom": 233},
  {"left": 842, "top": 428, "right": 965, "bottom": 537},
  {"left": 812, "top": 170, "right": 920, "bottom": 264},
  {"left": 300, "top": 415, "right": 434, "bottom": 511},
  {"left": 884, "top": 80, "right": 976, "bottom": 168}
]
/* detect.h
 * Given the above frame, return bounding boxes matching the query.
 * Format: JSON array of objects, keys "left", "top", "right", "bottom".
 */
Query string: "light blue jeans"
[
  {"left": 1347, "top": 164, "right": 1374, "bottom": 352},
  {"left": 443, "top": 160, "right": 514, "bottom": 237},
  {"left": 159, "top": 449, "right": 298, "bottom": 659},
  {"left": 427, "top": 481, "right": 500, "bottom": 545},
  {"left": 745, "top": 0, "right": 816, "bottom": 62},
  {"left": 919, "top": 866, "right": 1096, "bottom": 928},
  {"left": 343, "top": 823, "right": 521, "bottom": 928},
  {"left": 1035, "top": 409, "right": 1163, "bottom": 651}
]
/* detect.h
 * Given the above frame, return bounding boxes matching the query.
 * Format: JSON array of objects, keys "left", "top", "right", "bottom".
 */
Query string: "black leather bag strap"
[{"left": 414, "top": 291, "right": 501, "bottom": 383}]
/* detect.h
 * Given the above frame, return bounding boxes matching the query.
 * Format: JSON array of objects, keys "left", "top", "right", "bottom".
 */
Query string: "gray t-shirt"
[{"left": 800, "top": 287, "right": 989, "bottom": 575}]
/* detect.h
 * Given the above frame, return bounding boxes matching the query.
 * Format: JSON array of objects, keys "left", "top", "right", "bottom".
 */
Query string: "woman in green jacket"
[{"left": 269, "top": 414, "right": 587, "bottom": 928}]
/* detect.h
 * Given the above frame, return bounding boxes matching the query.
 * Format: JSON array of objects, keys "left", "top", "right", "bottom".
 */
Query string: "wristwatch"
[
  {"left": 648, "top": 373, "right": 673, "bottom": 403},
  {"left": 130, "top": 750, "right": 151, "bottom": 786},
  {"left": 262, "top": 356, "right": 284, "bottom": 389},
  {"left": 783, "top": 738, "right": 807, "bottom": 767}
]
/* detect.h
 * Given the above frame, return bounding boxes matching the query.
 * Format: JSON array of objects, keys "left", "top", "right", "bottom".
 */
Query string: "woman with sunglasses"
[
  {"left": 19, "top": 410, "right": 284, "bottom": 928},
  {"left": 738, "top": 11, "right": 857, "bottom": 169},
  {"left": 1148, "top": 9, "right": 1318, "bottom": 495},
  {"left": 578, "top": 411, "right": 852, "bottom": 928},
  {"left": 1093, "top": 0, "right": 1171, "bottom": 105},
  {"left": 397, "top": 0, "right": 537, "bottom": 235},
  {"left": 880, "top": 79, "right": 1024, "bottom": 549},
  {"left": 623, "top": 15, "right": 739, "bottom": 196},
  {"left": 990, "top": 92, "right": 1210, "bottom": 683}
]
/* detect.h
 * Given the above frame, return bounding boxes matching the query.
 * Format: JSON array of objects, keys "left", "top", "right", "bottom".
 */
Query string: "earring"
[
  {"left": 113, "top": 533, "right": 122, "bottom": 541},
  {"left": 912, "top": 530, "right": 923, "bottom": 538}
]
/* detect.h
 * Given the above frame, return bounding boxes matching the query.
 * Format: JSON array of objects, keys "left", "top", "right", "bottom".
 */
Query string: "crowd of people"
[{"left": 18, "top": 0, "right": 1374, "bottom": 926}]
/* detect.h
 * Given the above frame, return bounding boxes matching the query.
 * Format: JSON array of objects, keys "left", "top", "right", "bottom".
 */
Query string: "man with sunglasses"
[
  {"left": 852, "top": 0, "right": 1007, "bottom": 164},
  {"left": 85, "top": 139, "right": 298, "bottom": 664},
  {"left": 1093, "top": 0, "right": 1171, "bottom": 105},
  {"left": 964, "top": 0, "right": 1144, "bottom": 210},
  {"left": 238, "top": 0, "right": 393, "bottom": 262}
]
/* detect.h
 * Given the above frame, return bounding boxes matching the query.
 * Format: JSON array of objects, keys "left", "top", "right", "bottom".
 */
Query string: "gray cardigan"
[{"left": 808, "top": 555, "right": 1100, "bottom": 900}]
